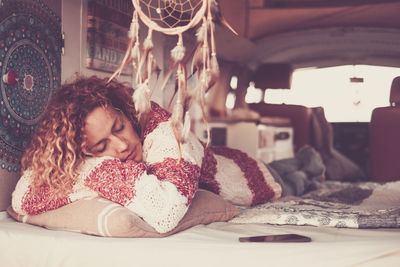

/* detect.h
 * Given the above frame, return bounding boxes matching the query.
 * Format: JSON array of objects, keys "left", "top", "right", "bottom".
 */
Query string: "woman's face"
[{"left": 84, "top": 106, "right": 143, "bottom": 162}]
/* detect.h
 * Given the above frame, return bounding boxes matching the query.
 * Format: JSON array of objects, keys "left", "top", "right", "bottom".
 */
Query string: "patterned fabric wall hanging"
[
  {"left": 0, "top": 0, "right": 62, "bottom": 173},
  {"left": 86, "top": 0, "right": 133, "bottom": 75}
]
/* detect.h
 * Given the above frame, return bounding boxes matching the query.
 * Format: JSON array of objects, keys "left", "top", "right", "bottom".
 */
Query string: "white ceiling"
[{"left": 215, "top": 0, "right": 400, "bottom": 69}]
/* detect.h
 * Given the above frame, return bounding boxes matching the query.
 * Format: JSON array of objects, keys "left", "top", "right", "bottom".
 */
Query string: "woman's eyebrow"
[{"left": 112, "top": 113, "right": 123, "bottom": 131}]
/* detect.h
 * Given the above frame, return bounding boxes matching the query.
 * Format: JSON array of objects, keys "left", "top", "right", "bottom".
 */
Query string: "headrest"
[{"left": 390, "top": 76, "right": 400, "bottom": 106}]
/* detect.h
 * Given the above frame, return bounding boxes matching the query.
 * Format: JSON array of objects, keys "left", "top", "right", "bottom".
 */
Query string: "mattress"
[{"left": 1, "top": 211, "right": 399, "bottom": 267}]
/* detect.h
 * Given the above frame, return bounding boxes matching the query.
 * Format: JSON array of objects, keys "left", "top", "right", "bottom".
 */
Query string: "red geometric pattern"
[
  {"left": 142, "top": 102, "right": 171, "bottom": 139},
  {"left": 84, "top": 159, "right": 146, "bottom": 206},
  {"left": 210, "top": 146, "right": 276, "bottom": 206},
  {"left": 199, "top": 147, "right": 220, "bottom": 194},
  {"left": 21, "top": 184, "right": 72, "bottom": 215},
  {"left": 148, "top": 157, "right": 200, "bottom": 205}
]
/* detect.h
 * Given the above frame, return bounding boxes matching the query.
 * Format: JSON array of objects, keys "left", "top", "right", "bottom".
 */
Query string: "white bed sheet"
[{"left": 0, "top": 212, "right": 399, "bottom": 267}]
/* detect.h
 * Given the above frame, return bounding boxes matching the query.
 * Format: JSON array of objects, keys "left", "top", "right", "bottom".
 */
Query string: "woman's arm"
[
  {"left": 12, "top": 102, "right": 204, "bottom": 233},
  {"left": 81, "top": 103, "right": 204, "bottom": 233},
  {"left": 11, "top": 170, "right": 72, "bottom": 215},
  {"left": 81, "top": 154, "right": 201, "bottom": 233}
]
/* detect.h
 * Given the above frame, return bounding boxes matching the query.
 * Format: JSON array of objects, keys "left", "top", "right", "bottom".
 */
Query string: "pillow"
[
  {"left": 0, "top": 170, "right": 19, "bottom": 211},
  {"left": 7, "top": 189, "right": 239, "bottom": 238},
  {"left": 200, "top": 146, "right": 282, "bottom": 206}
]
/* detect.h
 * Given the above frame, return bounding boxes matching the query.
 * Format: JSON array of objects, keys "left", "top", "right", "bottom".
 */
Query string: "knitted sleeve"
[
  {"left": 11, "top": 168, "right": 98, "bottom": 216},
  {"left": 79, "top": 155, "right": 200, "bottom": 233},
  {"left": 11, "top": 169, "right": 72, "bottom": 216}
]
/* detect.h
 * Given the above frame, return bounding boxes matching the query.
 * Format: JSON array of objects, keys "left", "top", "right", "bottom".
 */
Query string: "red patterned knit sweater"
[{"left": 12, "top": 102, "right": 281, "bottom": 233}]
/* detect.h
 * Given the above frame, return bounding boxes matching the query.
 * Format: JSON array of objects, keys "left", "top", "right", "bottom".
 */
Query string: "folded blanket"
[{"left": 230, "top": 181, "right": 400, "bottom": 229}]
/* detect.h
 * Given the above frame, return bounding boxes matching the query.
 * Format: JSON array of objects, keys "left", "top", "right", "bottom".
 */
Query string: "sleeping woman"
[{"left": 11, "top": 76, "right": 321, "bottom": 233}]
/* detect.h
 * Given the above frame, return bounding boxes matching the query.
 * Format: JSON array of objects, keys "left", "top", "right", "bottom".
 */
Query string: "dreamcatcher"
[{"left": 110, "top": 0, "right": 226, "bottom": 155}]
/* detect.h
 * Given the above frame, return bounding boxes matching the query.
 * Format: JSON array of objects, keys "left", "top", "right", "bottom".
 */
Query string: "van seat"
[{"left": 369, "top": 76, "right": 400, "bottom": 182}]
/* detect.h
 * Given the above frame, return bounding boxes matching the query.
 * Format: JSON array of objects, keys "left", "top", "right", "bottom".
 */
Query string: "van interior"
[
  {"left": 211, "top": 0, "right": 400, "bottom": 183},
  {"left": 1, "top": 0, "right": 400, "bottom": 266}
]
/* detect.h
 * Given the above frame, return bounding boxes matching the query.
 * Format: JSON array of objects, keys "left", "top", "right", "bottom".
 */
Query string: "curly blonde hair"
[{"left": 22, "top": 75, "right": 139, "bottom": 193}]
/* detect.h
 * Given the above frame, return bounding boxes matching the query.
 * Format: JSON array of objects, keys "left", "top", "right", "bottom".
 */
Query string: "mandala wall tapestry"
[
  {"left": 0, "top": 0, "right": 62, "bottom": 172},
  {"left": 86, "top": 0, "right": 134, "bottom": 75}
]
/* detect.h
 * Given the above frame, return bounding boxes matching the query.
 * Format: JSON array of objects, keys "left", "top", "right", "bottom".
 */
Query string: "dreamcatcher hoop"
[{"left": 131, "top": 0, "right": 207, "bottom": 35}]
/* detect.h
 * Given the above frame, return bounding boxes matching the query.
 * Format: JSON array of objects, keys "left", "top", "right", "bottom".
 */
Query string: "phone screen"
[{"left": 239, "top": 234, "right": 311, "bottom": 243}]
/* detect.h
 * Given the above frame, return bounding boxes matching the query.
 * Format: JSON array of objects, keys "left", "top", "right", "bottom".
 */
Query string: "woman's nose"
[{"left": 111, "top": 135, "right": 128, "bottom": 153}]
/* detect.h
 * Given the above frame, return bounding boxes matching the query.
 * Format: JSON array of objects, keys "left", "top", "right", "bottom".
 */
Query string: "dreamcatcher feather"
[{"left": 110, "top": 0, "right": 223, "bottom": 157}]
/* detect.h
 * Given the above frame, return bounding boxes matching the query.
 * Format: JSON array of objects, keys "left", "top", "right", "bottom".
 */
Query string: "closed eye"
[
  {"left": 92, "top": 141, "right": 107, "bottom": 154},
  {"left": 114, "top": 123, "right": 124, "bottom": 133}
]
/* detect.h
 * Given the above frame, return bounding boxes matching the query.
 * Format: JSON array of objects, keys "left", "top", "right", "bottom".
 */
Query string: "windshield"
[{"left": 257, "top": 65, "right": 399, "bottom": 122}]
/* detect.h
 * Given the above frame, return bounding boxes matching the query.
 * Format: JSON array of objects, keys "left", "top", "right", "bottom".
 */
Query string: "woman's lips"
[
  {"left": 125, "top": 144, "right": 142, "bottom": 162},
  {"left": 129, "top": 145, "right": 142, "bottom": 161},
  {"left": 129, "top": 151, "right": 136, "bottom": 161},
  {"left": 125, "top": 148, "right": 136, "bottom": 161}
]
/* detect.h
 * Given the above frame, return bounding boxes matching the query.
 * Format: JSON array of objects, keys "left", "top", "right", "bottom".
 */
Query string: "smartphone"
[{"left": 239, "top": 234, "right": 311, "bottom": 243}]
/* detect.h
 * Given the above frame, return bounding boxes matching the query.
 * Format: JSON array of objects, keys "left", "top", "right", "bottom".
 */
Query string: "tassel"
[
  {"left": 182, "top": 111, "right": 191, "bottom": 142},
  {"left": 171, "top": 77, "right": 184, "bottom": 125},
  {"left": 133, "top": 40, "right": 143, "bottom": 84},
  {"left": 171, "top": 34, "right": 185, "bottom": 62},
  {"left": 177, "top": 66, "right": 185, "bottom": 90},
  {"left": 208, "top": 12, "right": 219, "bottom": 81},
  {"left": 210, "top": 0, "right": 218, "bottom": 13},
  {"left": 196, "top": 20, "right": 206, "bottom": 43},
  {"left": 159, "top": 65, "right": 177, "bottom": 92},
  {"left": 143, "top": 38, "right": 153, "bottom": 51},
  {"left": 131, "top": 41, "right": 140, "bottom": 60},
  {"left": 171, "top": 66, "right": 185, "bottom": 150},
  {"left": 133, "top": 82, "right": 151, "bottom": 117},
  {"left": 194, "top": 84, "right": 205, "bottom": 108},
  {"left": 201, "top": 16, "right": 209, "bottom": 79},
  {"left": 203, "top": 114, "right": 210, "bottom": 147},
  {"left": 200, "top": 70, "right": 211, "bottom": 90},
  {"left": 143, "top": 29, "right": 153, "bottom": 50},
  {"left": 107, "top": 39, "right": 134, "bottom": 82},
  {"left": 171, "top": 103, "right": 183, "bottom": 127},
  {"left": 211, "top": 53, "right": 219, "bottom": 76},
  {"left": 191, "top": 44, "right": 203, "bottom": 74},
  {"left": 171, "top": 99, "right": 184, "bottom": 143},
  {"left": 138, "top": 30, "right": 154, "bottom": 84},
  {"left": 171, "top": 46, "right": 185, "bottom": 62},
  {"left": 196, "top": 82, "right": 211, "bottom": 147},
  {"left": 128, "top": 11, "right": 139, "bottom": 39},
  {"left": 146, "top": 52, "right": 154, "bottom": 81}
]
